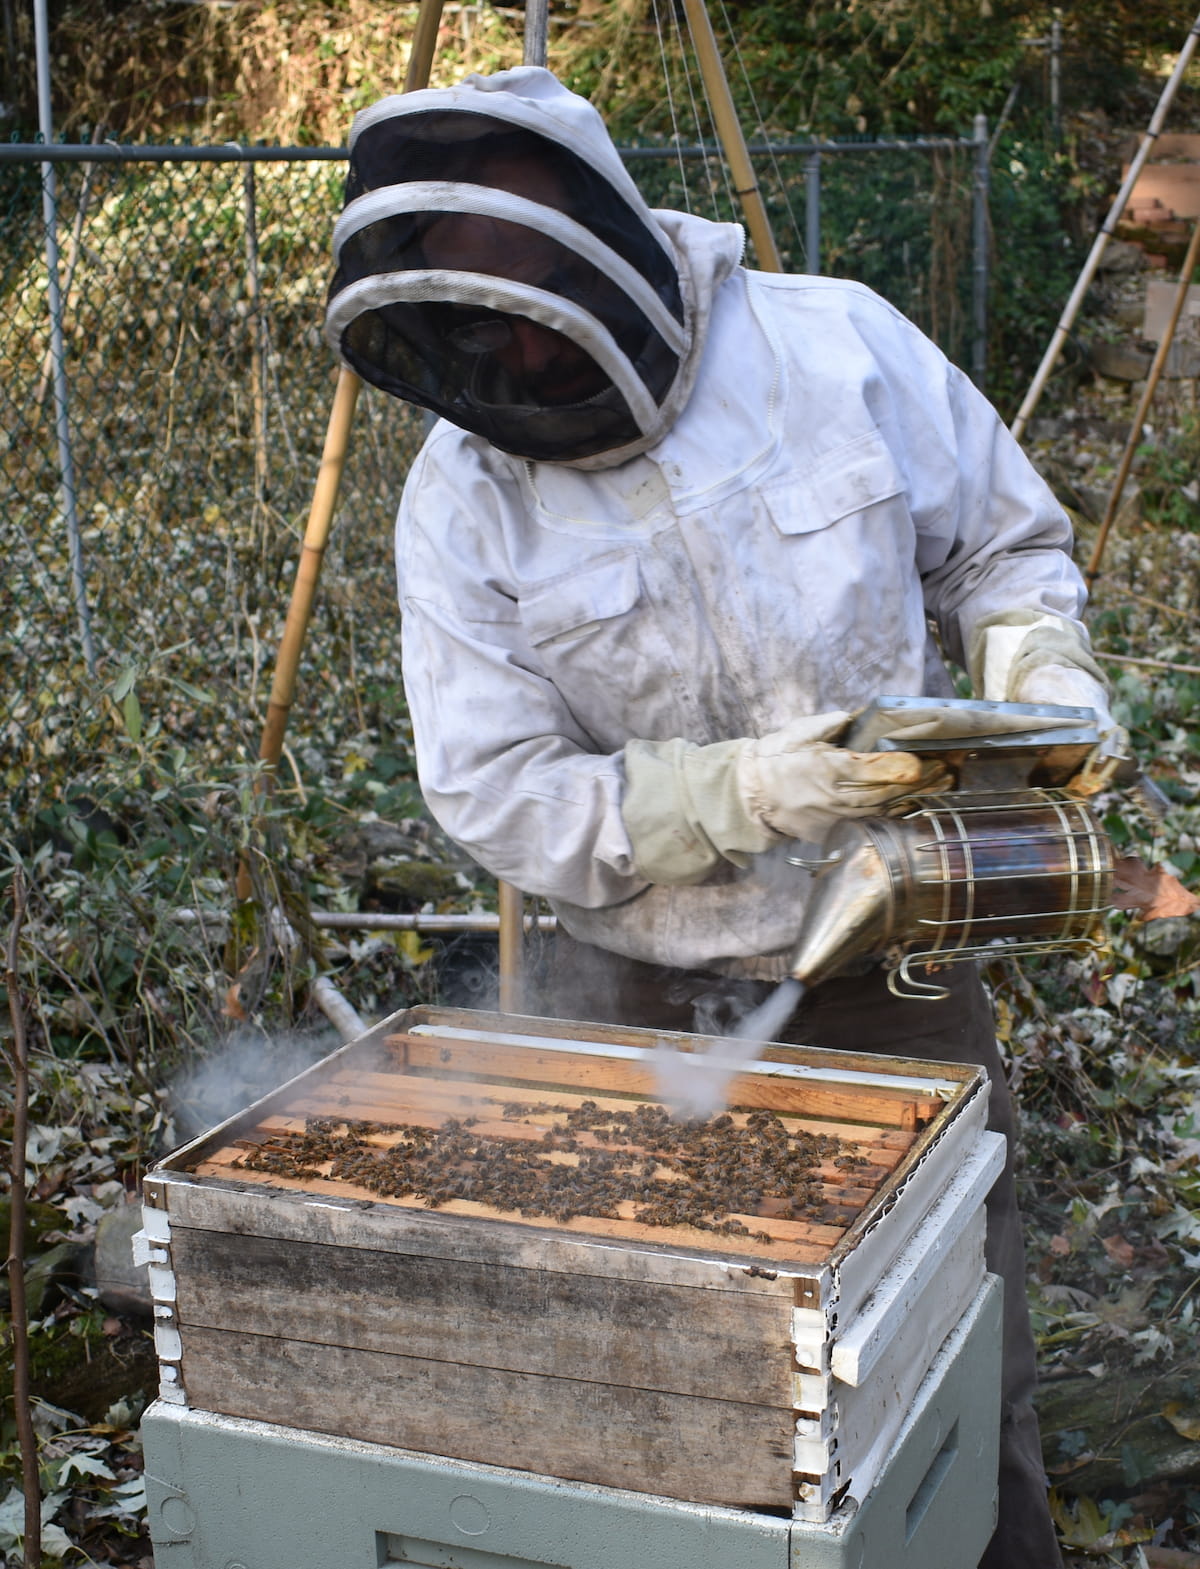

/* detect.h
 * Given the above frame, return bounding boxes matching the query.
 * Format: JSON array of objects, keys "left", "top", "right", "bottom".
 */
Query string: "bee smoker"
[{"left": 787, "top": 697, "right": 1120, "bottom": 999}]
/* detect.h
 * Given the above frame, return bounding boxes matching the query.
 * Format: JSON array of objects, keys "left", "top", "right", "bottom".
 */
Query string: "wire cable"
[
  {"left": 648, "top": 0, "right": 691, "bottom": 213},
  {"left": 713, "top": 0, "right": 805, "bottom": 264}
]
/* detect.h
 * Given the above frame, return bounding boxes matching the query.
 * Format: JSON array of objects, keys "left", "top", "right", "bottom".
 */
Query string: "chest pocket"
[
  {"left": 520, "top": 553, "right": 641, "bottom": 648},
  {"left": 517, "top": 552, "right": 684, "bottom": 748},
  {"left": 764, "top": 430, "right": 905, "bottom": 534},
  {"left": 759, "top": 430, "right": 924, "bottom": 700}
]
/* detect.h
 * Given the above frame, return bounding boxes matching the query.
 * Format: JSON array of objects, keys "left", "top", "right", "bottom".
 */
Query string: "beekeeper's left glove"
[
  {"left": 621, "top": 713, "right": 948, "bottom": 886},
  {"left": 970, "top": 610, "right": 1127, "bottom": 758}
]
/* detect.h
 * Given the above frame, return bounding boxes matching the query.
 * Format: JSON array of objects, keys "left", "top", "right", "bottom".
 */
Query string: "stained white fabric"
[
  {"left": 1012, "top": 665, "right": 1124, "bottom": 753},
  {"left": 972, "top": 610, "right": 1121, "bottom": 749},
  {"left": 396, "top": 241, "right": 1089, "bottom": 976}
]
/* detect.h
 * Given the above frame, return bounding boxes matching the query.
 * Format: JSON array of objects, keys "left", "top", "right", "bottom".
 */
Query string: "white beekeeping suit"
[
  {"left": 326, "top": 68, "right": 1088, "bottom": 1569},
  {"left": 325, "top": 65, "right": 1112, "bottom": 980}
]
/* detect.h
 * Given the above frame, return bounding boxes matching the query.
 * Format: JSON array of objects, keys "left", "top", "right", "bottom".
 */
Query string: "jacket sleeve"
[
  {"left": 866, "top": 306, "right": 1087, "bottom": 675},
  {"left": 396, "top": 437, "right": 650, "bottom": 909}
]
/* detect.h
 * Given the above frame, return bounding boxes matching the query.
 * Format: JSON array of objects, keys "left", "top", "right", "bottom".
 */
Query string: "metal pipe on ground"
[
  {"left": 314, "top": 911, "right": 558, "bottom": 933},
  {"left": 176, "top": 910, "right": 559, "bottom": 933},
  {"left": 489, "top": 0, "right": 558, "bottom": 1013}
]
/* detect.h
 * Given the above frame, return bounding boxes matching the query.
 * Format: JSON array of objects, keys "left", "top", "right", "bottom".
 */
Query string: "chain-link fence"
[
  {"left": 1, "top": 135, "right": 987, "bottom": 845},
  {"left": 627, "top": 133, "right": 989, "bottom": 380},
  {"left": 1, "top": 150, "right": 425, "bottom": 839}
]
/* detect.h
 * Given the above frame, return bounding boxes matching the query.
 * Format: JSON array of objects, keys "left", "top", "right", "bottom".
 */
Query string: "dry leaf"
[
  {"left": 1112, "top": 857, "right": 1200, "bottom": 920},
  {"left": 1101, "top": 1233, "right": 1135, "bottom": 1269},
  {"left": 1161, "top": 1401, "right": 1200, "bottom": 1443},
  {"left": 1050, "top": 1233, "right": 1071, "bottom": 1256},
  {"left": 222, "top": 982, "right": 248, "bottom": 1021},
  {"left": 1084, "top": 971, "right": 1108, "bottom": 1006},
  {"left": 994, "top": 996, "right": 1013, "bottom": 1044}
]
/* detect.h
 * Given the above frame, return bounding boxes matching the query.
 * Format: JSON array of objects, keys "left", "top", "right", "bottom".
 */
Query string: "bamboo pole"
[
  {"left": 256, "top": 367, "right": 361, "bottom": 775},
  {"left": 256, "top": 0, "right": 447, "bottom": 776},
  {"left": 405, "top": 0, "right": 444, "bottom": 90},
  {"left": 1085, "top": 217, "right": 1200, "bottom": 587},
  {"left": 679, "top": 0, "right": 783, "bottom": 273},
  {"left": 1010, "top": 9, "right": 1200, "bottom": 444}
]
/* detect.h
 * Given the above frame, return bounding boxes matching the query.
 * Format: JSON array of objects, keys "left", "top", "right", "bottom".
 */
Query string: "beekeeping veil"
[{"left": 324, "top": 68, "right": 706, "bottom": 467}]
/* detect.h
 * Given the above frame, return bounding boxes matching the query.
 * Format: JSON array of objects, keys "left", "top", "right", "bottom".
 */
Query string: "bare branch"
[{"left": 5, "top": 866, "right": 41, "bottom": 1569}]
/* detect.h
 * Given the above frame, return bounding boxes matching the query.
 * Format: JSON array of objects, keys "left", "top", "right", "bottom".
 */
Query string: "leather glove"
[
  {"left": 1011, "top": 664, "right": 1127, "bottom": 758},
  {"left": 971, "top": 609, "right": 1129, "bottom": 769},
  {"left": 737, "top": 713, "right": 951, "bottom": 837},
  {"left": 622, "top": 712, "right": 950, "bottom": 886}
]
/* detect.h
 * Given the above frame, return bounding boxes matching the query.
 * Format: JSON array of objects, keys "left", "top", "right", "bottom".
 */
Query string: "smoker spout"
[{"left": 788, "top": 826, "right": 894, "bottom": 990}]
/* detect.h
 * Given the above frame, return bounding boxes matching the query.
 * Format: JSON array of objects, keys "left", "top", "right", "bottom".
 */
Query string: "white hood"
[{"left": 325, "top": 68, "right": 744, "bottom": 467}]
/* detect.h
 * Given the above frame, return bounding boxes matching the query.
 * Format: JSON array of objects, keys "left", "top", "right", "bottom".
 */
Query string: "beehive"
[{"left": 140, "top": 1005, "right": 1003, "bottom": 1521}]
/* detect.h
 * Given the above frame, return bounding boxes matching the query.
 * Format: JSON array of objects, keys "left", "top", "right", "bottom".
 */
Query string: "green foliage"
[
  {"left": 987, "top": 136, "right": 1089, "bottom": 414},
  {"left": 1134, "top": 417, "right": 1200, "bottom": 540}
]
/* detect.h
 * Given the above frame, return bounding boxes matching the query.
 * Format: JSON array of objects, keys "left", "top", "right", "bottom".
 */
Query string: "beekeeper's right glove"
[{"left": 622, "top": 712, "right": 950, "bottom": 886}]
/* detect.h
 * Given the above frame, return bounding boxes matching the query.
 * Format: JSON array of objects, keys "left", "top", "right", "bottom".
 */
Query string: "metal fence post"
[
  {"left": 1050, "top": 15, "right": 1062, "bottom": 147},
  {"left": 806, "top": 151, "right": 821, "bottom": 274},
  {"left": 243, "top": 163, "right": 269, "bottom": 547},
  {"left": 34, "top": 0, "right": 95, "bottom": 675},
  {"left": 971, "top": 113, "right": 989, "bottom": 394}
]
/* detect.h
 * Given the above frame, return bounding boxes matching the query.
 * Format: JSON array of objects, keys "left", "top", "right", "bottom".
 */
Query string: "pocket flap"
[
  {"left": 521, "top": 553, "right": 641, "bottom": 646},
  {"left": 763, "top": 431, "right": 904, "bottom": 535}
]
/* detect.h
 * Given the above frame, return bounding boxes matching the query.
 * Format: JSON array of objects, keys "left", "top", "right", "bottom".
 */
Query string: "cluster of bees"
[{"left": 231, "top": 1098, "right": 870, "bottom": 1239}]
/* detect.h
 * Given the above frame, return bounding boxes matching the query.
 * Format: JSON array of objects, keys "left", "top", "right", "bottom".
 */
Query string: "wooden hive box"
[{"left": 140, "top": 1006, "right": 1003, "bottom": 1522}]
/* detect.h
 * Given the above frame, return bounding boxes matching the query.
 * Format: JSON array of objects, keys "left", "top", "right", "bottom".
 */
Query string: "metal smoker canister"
[{"left": 789, "top": 788, "right": 1115, "bottom": 997}]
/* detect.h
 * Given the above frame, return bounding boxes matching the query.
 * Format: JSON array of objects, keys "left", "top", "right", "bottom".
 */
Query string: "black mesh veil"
[{"left": 325, "top": 108, "right": 686, "bottom": 462}]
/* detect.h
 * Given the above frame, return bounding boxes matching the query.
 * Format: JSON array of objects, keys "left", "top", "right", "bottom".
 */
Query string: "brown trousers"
[{"left": 534, "top": 937, "right": 1063, "bottom": 1569}]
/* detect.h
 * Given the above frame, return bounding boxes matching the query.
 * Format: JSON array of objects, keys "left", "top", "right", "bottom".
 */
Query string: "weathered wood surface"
[
  {"left": 170, "top": 1227, "right": 796, "bottom": 1405},
  {"left": 156, "top": 1006, "right": 979, "bottom": 1192},
  {"left": 825, "top": 1079, "right": 990, "bottom": 1323},
  {"left": 186, "top": 1155, "right": 841, "bottom": 1263},
  {"left": 391, "top": 1004, "right": 981, "bottom": 1091},
  {"left": 279, "top": 1075, "right": 922, "bottom": 1147},
  {"left": 143, "top": 1176, "right": 824, "bottom": 1301},
  {"left": 794, "top": 1219, "right": 986, "bottom": 1478},
  {"left": 830, "top": 1131, "right": 1004, "bottom": 1387},
  {"left": 387, "top": 1033, "right": 943, "bottom": 1128},
  {"left": 179, "top": 1326, "right": 799, "bottom": 1510},
  {"left": 167, "top": 1022, "right": 943, "bottom": 1268},
  {"left": 243, "top": 1112, "right": 896, "bottom": 1202}
]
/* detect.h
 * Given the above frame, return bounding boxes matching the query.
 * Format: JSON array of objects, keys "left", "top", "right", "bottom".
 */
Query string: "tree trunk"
[{"left": 1038, "top": 1362, "right": 1200, "bottom": 1494}]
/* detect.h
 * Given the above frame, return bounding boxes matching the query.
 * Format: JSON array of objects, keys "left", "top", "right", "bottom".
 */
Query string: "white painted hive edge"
[
  {"left": 830, "top": 1081, "right": 990, "bottom": 1325},
  {"left": 830, "top": 1130, "right": 1005, "bottom": 1387}
]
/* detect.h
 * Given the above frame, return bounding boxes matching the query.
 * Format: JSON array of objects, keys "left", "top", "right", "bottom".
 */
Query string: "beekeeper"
[{"left": 326, "top": 67, "right": 1115, "bottom": 1569}]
